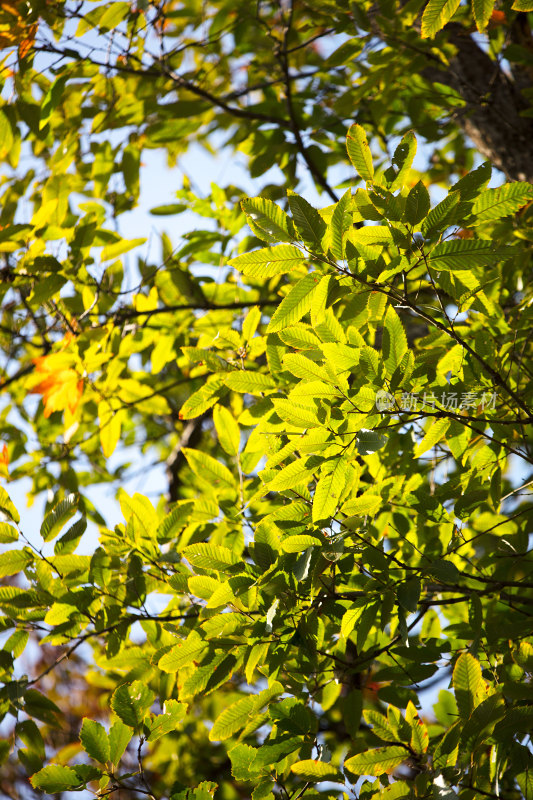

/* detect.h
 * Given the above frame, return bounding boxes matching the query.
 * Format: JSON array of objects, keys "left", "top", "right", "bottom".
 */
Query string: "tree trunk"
[{"left": 421, "top": 19, "right": 533, "bottom": 182}]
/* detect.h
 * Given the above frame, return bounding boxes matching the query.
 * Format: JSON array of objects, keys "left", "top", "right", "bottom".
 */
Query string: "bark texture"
[{"left": 421, "top": 18, "right": 533, "bottom": 182}]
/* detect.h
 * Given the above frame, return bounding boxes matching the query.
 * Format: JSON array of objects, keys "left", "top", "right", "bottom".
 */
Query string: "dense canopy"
[{"left": 0, "top": 1, "right": 532, "bottom": 799}]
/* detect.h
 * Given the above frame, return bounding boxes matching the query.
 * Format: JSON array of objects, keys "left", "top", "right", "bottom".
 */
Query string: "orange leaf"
[
  {"left": 0, "top": 443, "right": 9, "bottom": 478},
  {"left": 32, "top": 371, "right": 84, "bottom": 418},
  {"left": 490, "top": 9, "right": 507, "bottom": 25},
  {"left": 18, "top": 24, "right": 37, "bottom": 59},
  {"left": 32, "top": 336, "right": 84, "bottom": 419}
]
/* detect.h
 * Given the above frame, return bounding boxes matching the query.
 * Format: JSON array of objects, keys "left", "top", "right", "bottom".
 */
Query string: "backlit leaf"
[
  {"left": 345, "top": 746, "right": 407, "bottom": 775},
  {"left": 30, "top": 766, "right": 83, "bottom": 793},
  {"left": 39, "top": 494, "right": 78, "bottom": 543},
  {"left": 429, "top": 239, "right": 512, "bottom": 270},
  {"left": 347, "top": 124, "right": 374, "bottom": 181},
  {"left": 110, "top": 682, "right": 155, "bottom": 729},
  {"left": 291, "top": 760, "right": 341, "bottom": 780},
  {"left": 267, "top": 273, "right": 322, "bottom": 333},
  {"left": 213, "top": 404, "right": 240, "bottom": 456},
  {"left": 312, "top": 458, "right": 348, "bottom": 522},
  {"left": 453, "top": 653, "right": 484, "bottom": 719},
  {"left": 473, "top": 0, "right": 495, "bottom": 30},
  {"left": 405, "top": 181, "right": 430, "bottom": 225},
  {"left": 80, "top": 719, "right": 110, "bottom": 764},
  {"left": 182, "top": 447, "right": 235, "bottom": 489},
  {"left": 109, "top": 719, "right": 132, "bottom": 765},
  {"left": 241, "top": 196, "right": 295, "bottom": 243},
  {"left": 414, "top": 419, "right": 450, "bottom": 457},
  {"left": 229, "top": 245, "right": 306, "bottom": 278},
  {"left": 287, "top": 191, "right": 326, "bottom": 251},
  {"left": 470, "top": 183, "right": 533, "bottom": 224},
  {"left": 421, "top": 0, "right": 461, "bottom": 37}
]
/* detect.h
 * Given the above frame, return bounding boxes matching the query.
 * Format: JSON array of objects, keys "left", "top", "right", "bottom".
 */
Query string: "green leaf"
[
  {"left": 350, "top": 226, "right": 393, "bottom": 245},
  {"left": 188, "top": 575, "right": 220, "bottom": 600},
  {"left": 182, "top": 447, "right": 235, "bottom": 489},
  {"left": 0, "top": 487, "right": 20, "bottom": 523},
  {"left": 229, "top": 245, "right": 306, "bottom": 278},
  {"left": 30, "top": 765, "right": 84, "bottom": 793},
  {"left": 22, "top": 690, "right": 60, "bottom": 728},
  {"left": 389, "top": 131, "right": 417, "bottom": 191},
  {"left": 516, "top": 769, "right": 533, "bottom": 800},
  {"left": 276, "top": 398, "right": 324, "bottom": 428},
  {"left": 329, "top": 189, "right": 353, "bottom": 258},
  {"left": 513, "top": 642, "right": 533, "bottom": 671},
  {"left": 98, "top": 1, "right": 131, "bottom": 31},
  {"left": 210, "top": 694, "right": 256, "bottom": 741},
  {"left": 118, "top": 490, "right": 157, "bottom": 538},
  {"left": 229, "top": 744, "right": 263, "bottom": 780},
  {"left": 109, "top": 719, "right": 132, "bottom": 765},
  {"left": 320, "top": 342, "right": 361, "bottom": 373},
  {"left": 181, "top": 543, "right": 239, "bottom": 571},
  {"left": 157, "top": 500, "right": 194, "bottom": 542},
  {"left": 294, "top": 547, "right": 314, "bottom": 581},
  {"left": 279, "top": 325, "right": 321, "bottom": 351},
  {"left": 357, "top": 431, "right": 387, "bottom": 456},
  {"left": 101, "top": 237, "right": 146, "bottom": 262},
  {"left": 267, "top": 273, "right": 322, "bottom": 333},
  {"left": 179, "top": 377, "right": 228, "bottom": 420},
  {"left": 40, "top": 494, "right": 78, "bottom": 542},
  {"left": 342, "top": 492, "right": 381, "bottom": 515},
  {"left": 405, "top": 701, "right": 428, "bottom": 754},
  {"left": 148, "top": 700, "right": 188, "bottom": 741},
  {"left": 347, "top": 124, "right": 374, "bottom": 181},
  {"left": 453, "top": 652, "right": 483, "bottom": 719},
  {"left": 398, "top": 578, "right": 421, "bottom": 613},
  {"left": 421, "top": 0, "right": 461, "bottom": 38},
  {"left": 98, "top": 401, "right": 123, "bottom": 458},
  {"left": 39, "top": 75, "right": 68, "bottom": 129},
  {"left": 421, "top": 192, "right": 460, "bottom": 237},
  {"left": 383, "top": 306, "right": 408, "bottom": 376},
  {"left": 429, "top": 240, "right": 511, "bottom": 270},
  {"left": 414, "top": 419, "right": 450, "bottom": 457},
  {"left": 341, "top": 604, "right": 365, "bottom": 638},
  {"left": 54, "top": 517, "right": 87, "bottom": 556},
  {"left": 494, "top": 706, "right": 533, "bottom": 740},
  {"left": 252, "top": 736, "right": 302, "bottom": 768},
  {"left": 473, "top": 0, "right": 495, "bottom": 30},
  {"left": 213, "top": 404, "right": 240, "bottom": 456},
  {"left": 0, "top": 549, "right": 33, "bottom": 579},
  {"left": 291, "top": 760, "right": 341, "bottom": 780},
  {"left": 150, "top": 203, "right": 188, "bottom": 215},
  {"left": 0, "top": 522, "right": 18, "bottom": 543},
  {"left": 281, "top": 534, "right": 322, "bottom": 553},
  {"left": 460, "top": 693, "right": 505, "bottom": 751},
  {"left": 80, "top": 719, "right": 110, "bottom": 764},
  {"left": 451, "top": 161, "right": 492, "bottom": 200},
  {"left": 363, "top": 709, "right": 400, "bottom": 743},
  {"left": 405, "top": 181, "right": 430, "bottom": 225},
  {"left": 241, "top": 196, "right": 295, "bottom": 244},
  {"left": 0, "top": 108, "right": 14, "bottom": 159},
  {"left": 225, "top": 371, "right": 276, "bottom": 395},
  {"left": 470, "top": 183, "right": 533, "bottom": 224},
  {"left": 110, "top": 681, "right": 155, "bottom": 729},
  {"left": 345, "top": 746, "right": 407, "bottom": 775},
  {"left": 266, "top": 456, "right": 320, "bottom": 492},
  {"left": 312, "top": 458, "right": 348, "bottom": 522},
  {"left": 287, "top": 191, "right": 326, "bottom": 250},
  {"left": 512, "top": 0, "right": 533, "bottom": 10},
  {"left": 240, "top": 306, "right": 261, "bottom": 345},
  {"left": 282, "top": 353, "right": 332, "bottom": 383},
  {"left": 433, "top": 721, "right": 460, "bottom": 770}
]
